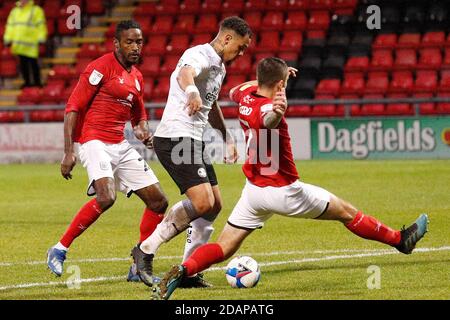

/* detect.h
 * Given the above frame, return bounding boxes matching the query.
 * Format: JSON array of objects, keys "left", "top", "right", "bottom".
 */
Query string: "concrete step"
[{"left": 70, "top": 37, "right": 105, "bottom": 44}]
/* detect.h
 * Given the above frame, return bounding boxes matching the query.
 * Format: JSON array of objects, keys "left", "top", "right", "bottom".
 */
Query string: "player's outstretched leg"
[{"left": 394, "top": 213, "right": 429, "bottom": 254}]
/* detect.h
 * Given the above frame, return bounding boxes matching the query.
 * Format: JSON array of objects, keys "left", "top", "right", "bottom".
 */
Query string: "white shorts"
[
  {"left": 78, "top": 140, "right": 158, "bottom": 197},
  {"left": 228, "top": 180, "right": 331, "bottom": 230}
]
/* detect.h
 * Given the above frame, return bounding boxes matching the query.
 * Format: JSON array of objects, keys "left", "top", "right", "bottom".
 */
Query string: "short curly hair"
[
  {"left": 115, "top": 20, "right": 141, "bottom": 40},
  {"left": 220, "top": 16, "right": 252, "bottom": 38}
]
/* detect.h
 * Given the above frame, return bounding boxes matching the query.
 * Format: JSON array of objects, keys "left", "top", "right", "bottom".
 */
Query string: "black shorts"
[{"left": 153, "top": 136, "right": 218, "bottom": 194}]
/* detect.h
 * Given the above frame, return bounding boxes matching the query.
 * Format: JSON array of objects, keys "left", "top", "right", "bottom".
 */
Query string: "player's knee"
[
  {"left": 148, "top": 196, "right": 168, "bottom": 214},
  {"left": 96, "top": 194, "right": 116, "bottom": 211},
  {"left": 192, "top": 197, "right": 215, "bottom": 215},
  {"left": 334, "top": 198, "right": 356, "bottom": 223}
]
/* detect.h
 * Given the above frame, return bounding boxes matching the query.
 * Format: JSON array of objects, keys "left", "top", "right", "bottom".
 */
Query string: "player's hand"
[
  {"left": 142, "top": 134, "right": 154, "bottom": 149},
  {"left": 61, "top": 153, "right": 76, "bottom": 180},
  {"left": 134, "top": 125, "right": 153, "bottom": 149},
  {"left": 288, "top": 67, "right": 298, "bottom": 79},
  {"left": 272, "top": 90, "right": 287, "bottom": 116},
  {"left": 185, "top": 92, "right": 203, "bottom": 116},
  {"left": 224, "top": 139, "right": 238, "bottom": 164}
]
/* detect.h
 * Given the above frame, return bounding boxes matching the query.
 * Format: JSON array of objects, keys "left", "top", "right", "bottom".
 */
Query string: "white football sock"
[
  {"left": 54, "top": 242, "right": 68, "bottom": 251},
  {"left": 182, "top": 217, "right": 214, "bottom": 262}
]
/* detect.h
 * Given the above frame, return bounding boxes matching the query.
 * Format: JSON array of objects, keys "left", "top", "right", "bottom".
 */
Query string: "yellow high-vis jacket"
[{"left": 3, "top": 1, "right": 47, "bottom": 59}]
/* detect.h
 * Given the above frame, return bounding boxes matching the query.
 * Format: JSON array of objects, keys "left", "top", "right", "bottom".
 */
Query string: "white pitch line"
[
  {"left": 0, "top": 247, "right": 437, "bottom": 267},
  {"left": 0, "top": 246, "right": 448, "bottom": 292}
]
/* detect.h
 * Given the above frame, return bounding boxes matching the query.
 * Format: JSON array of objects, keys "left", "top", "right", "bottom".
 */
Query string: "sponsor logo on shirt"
[
  {"left": 89, "top": 69, "right": 103, "bottom": 86},
  {"left": 118, "top": 77, "right": 124, "bottom": 84},
  {"left": 239, "top": 104, "right": 253, "bottom": 116}
]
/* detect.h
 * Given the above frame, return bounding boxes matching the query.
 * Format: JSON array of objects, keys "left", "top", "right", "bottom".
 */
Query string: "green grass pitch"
[{"left": 0, "top": 160, "right": 449, "bottom": 300}]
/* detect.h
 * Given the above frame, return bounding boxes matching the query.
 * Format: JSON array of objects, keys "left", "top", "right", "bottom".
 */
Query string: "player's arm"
[
  {"left": 263, "top": 90, "right": 288, "bottom": 129},
  {"left": 177, "top": 66, "right": 202, "bottom": 116},
  {"left": 61, "top": 63, "right": 104, "bottom": 179},
  {"left": 61, "top": 112, "right": 78, "bottom": 180},
  {"left": 132, "top": 78, "right": 153, "bottom": 148},
  {"left": 209, "top": 100, "right": 238, "bottom": 163}
]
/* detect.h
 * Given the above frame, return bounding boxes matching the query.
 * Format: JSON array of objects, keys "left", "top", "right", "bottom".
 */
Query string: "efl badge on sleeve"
[
  {"left": 135, "top": 79, "right": 141, "bottom": 92},
  {"left": 89, "top": 69, "right": 104, "bottom": 86}
]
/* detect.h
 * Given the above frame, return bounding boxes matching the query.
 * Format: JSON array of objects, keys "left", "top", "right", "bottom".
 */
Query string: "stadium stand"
[{"left": 1, "top": 0, "right": 450, "bottom": 122}]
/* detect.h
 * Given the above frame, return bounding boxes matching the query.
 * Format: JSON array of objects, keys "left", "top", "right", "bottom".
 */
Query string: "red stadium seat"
[
  {"left": 339, "top": 94, "right": 360, "bottom": 116},
  {"left": 255, "top": 31, "right": 280, "bottom": 52},
  {"left": 284, "top": 11, "right": 307, "bottom": 31},
  {"left": 370, "top": 49, "right": 393, "bottom": 71},
  {"left": 152, "top": 77, "right": 171, "bottom": 101},
  {"left": 286, "top": 104, "right": 312, "bottom": 117},
  {"left": 414, "top": 70, "right": 437, "bottom": 93},
  {"left": 279, "top": 31, "right": 303, "bottom": 52},
  {"left": 142, "top": 77, "right": 154, "bottom": 101},
  {"left": 0, "top": 59, "right": 18, "bottom": 77},
  {"left": 43, "top": 0, "right": 61, "bottom": 19},
  {"left": 266, "top": 0, "right": 288, "bottom": 11},
  {"left": 144, "top": 35, "right": 168, "bottom": 56},
  {"left": 86, "top": 0, "right": 105, "bottom": 15},
  {"left": 360, "top": 94, "right": 386, "bottom": 116},
  {"left": 396, "top": 33, "right": 421, "bottom": 49},
  {"left": 134, "top": 2, "right": 157, "bottom": 16},
  {"left": 172, "top": 15, "right": 195, "bottom": 34},
  {"left": 436, "top": 93, "right": 450, "bottom": 114},
  {"left": 394, "top": 49, "right": 417, "bottom": 70},
  {"left": 18, "top": 87, "right": 42, "bottom": 104},
  {"left": 0, "top": 111, "right": 25, "bottom": 123},
  {"left": 421, "top": 31, "right": 445, "bottom": 48},
  {"left": 190, "top": 33, "right": 213, "bottom": 47},
  {"left": 385, "top": 93, "right": 413, "bottom": 115},
  {"left": 200, "top": 0, "right": 222, "bottom": 14},
  {"left": 41, "top": 82, "right": 65, "bottom": 104},
  {"left": 243, "top": 12, "right": 262, "bottom": 32},
  {"left": 413, "top": 93, "right": 436, "bottom": 115},
  {"left": 438, "top": 70, "right": 450, "bottom": 93},
  {"left": 311, "top": 94, "right": 343, "bottom": 117},
  {"left": 166, "top": 34, "right": 190, "bottom": 54},
  {"left": 287, "top": 0, "right": 309, "bottom": 10},
  {"left": 134, "top": 17, "right": 152, "bottom": 35},
  {"left": 309, "top": 0, "right": 333, "bottom": 10},
  {"left": 261, "top": 11, "right": 284, "bottom": 31},
  {"left": 389, "top": 71, "right": 413, "bottom": 94},
  {"left": 155, "top": 1, "right": 179, "bottom": 16},
  {"left": 227, "top": 55, "right": 252, "bottom": 75},
  {"left": 278, "top": 51, "right": 299, "bottom": 61},
  {"left": 77, "top": 43, "right": 105, "bottom": 59},
  {"left": 178, "top": 0, "right": 201, "bottom": 15},
  {"left": 340, "top": 72, "right": 365, "bottom": 96},
  {"left": 159, "top": 55, "right": 180, "bottom": 75},
  {"left": 139, "top": 56, "right": 161, "bottom": 77},
  {"left": 47, "top": 65, "right": 74, "bottom": 81},
  {"left": 372, "top": 34, "right": 397, "bottom": 49},
  {"left": 307, "top": 11, "right": 330, "bottom": 31},
  {"left": 344, "top": 56, "right": 369, "bottom": 73},
  {"left": 46, "top": 19, "right": 55, "bottom": 37},
  {"left": 443, "top": 48, "right": 450, "bottom": 69},
  {"left": 252, "top": 52, "right": 276, "bottom": 73},
  {"left": 149, "top": 16, "right": 173, "bottom": 35},
  {"left": 417, "top": 48, "right": 442, "bottom": 70},
  {"left": 315, "top": 79, "right": 341, "bottom": 97},
  {"left": 245, "top": 0, "right": 267, "bottom": 11},
  {"left": 222, "top": 0, "right": 244, "bottom": 13},
  {"left": 364, "top": 72, "right": 388, "bottom": 94},
  {"left": 195, "top": 14, "right": 218, "bottom": 33}
]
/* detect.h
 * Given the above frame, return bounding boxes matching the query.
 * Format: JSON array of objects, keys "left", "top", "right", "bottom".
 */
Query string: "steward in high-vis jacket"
[{"left": 3, "top": 0, "right": 47, "bottom": 87}]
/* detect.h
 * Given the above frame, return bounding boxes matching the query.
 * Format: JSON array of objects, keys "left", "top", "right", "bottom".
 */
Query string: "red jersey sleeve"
[
  {"left": 65, "top": 61, "right": 108, "bottom": 114},
  {"left": 231, "top": 84, "right": 257, "bottom": 103},
  {"left": 131, "top": 74, "right": 148, "bottom": 126}
]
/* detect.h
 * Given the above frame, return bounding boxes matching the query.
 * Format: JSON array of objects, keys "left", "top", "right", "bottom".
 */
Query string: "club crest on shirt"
[
  {"left": 135, "top": 79, "right": 141, "bottom": 92},
  {"left": 89, "top": 69, "right": 103, "bottom": 86}
]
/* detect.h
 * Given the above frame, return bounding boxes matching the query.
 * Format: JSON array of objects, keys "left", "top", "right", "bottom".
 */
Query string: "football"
[{"left": 225, "top": 256, "right": 261, "bottom": 288}]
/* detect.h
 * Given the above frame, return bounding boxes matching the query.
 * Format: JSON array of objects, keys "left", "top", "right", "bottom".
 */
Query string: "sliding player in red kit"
[
  {"left": 154, "top": 57, "right": 429, "bottom": 300},
  {"left": 47, "top": 21, "right": 168, "bottom": 277}
]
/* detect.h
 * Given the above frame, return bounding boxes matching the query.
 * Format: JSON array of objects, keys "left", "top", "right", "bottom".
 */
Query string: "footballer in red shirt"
[
  {"left": 47, "top": 21, "right": 168, "bottom": 282},
  {"left": 154, "top": 57, "right": 429, "bottom": 300}
]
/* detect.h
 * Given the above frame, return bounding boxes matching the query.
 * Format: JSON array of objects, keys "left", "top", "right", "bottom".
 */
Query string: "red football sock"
[
  {"left": 182, "top": 243, "right": 224, "bottom": 277},
  {"left": 345, "top": 211, "right": 401, "bottom": 246},
  {"left": 139, "top": 208, "right": 164, "bottom": 243},
  {"left": 60, "top": 198, "right": 104, "bottom": 248}
]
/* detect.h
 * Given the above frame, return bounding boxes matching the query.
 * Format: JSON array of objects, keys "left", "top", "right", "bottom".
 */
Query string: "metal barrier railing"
[{"left": 1, "top": 97, "right": 449, "bottom": 122}]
